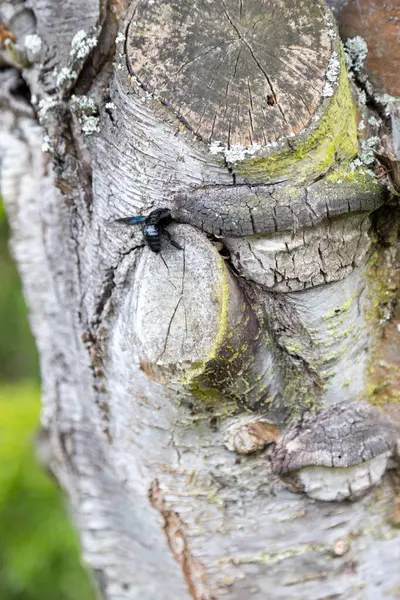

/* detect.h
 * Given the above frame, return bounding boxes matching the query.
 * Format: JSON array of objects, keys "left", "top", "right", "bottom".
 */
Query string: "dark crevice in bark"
[
  {"left": 93, "top": 267, "right": 116, "bottom": 326},
  {"left": 73, "top": 0, "right": 122, "bottom": 97}
]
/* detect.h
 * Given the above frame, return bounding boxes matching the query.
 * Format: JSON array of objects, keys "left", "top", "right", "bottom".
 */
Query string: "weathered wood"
[
  {"left": 1, "top": 0, "right": 399, "bottom": 598},
  {"left": 127, "top": 0, "right": 336, "bottom": 147},
  {"left": 173, "top": 175, "right": 385, "bottom": 237}
]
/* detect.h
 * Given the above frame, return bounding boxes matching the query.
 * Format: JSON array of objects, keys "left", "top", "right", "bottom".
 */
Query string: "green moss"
[{"left": 236, "top": 47, "right": 358, "bottom": 181}]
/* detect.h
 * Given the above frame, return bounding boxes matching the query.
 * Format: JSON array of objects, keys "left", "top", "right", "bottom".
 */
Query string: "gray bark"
[{"left": 0, "top": 1, "right": 399, "bottom": 599}]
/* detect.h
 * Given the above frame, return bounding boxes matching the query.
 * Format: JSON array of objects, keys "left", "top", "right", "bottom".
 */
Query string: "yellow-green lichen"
[
  {"left": 364, "top": 245, "right": 399, "bottom": 406},
  {"left": 181, "top": 256, "right": 264, "bottom": 406},
  {"left": 325, "top": 164, "right": 382, "bottom": 192},
  {"left": 219, "top": 544, "right": 329, "bottom": 567},
  {"left": 184, "top": 255, "right": 231, "bottom": 386},
  {"left": 282, "top": 365, "right": 322, "bottom": 418},
  {"left": 286, "top": 345, "right": 303, "bottom": 355},
  {"left": 324, "top": 291, "right": 361, "bottom": 320},
  {"left": 236, "top": 47, "right": 358, "bottom": 181}
]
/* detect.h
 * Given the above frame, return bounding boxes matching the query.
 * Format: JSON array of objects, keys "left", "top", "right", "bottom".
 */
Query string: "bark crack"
[
  {"left": 149, "top": 480, "right": 214, "bottom": 600},
  {"left": 218, "top": 0, "right": 288, "bottom": 124}
]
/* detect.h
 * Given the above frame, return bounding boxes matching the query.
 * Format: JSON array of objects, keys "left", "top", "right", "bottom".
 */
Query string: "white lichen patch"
[
  {"left": 209, "top": 140, "right": 224, "bottom": 155},
  {"left": 71, "top": 95, "right": 97, "bottom": 112},
  {"left": 326, "top": 52, "right": 340, "bottom": 83},
  {"left": 323, "top": 51, "right": 340, "bottom": 98},
  {"left": 374, "top": 92, "right": 396, "bottom": 117},
  {"left": 24, "top": 34, "right": 42, "bottom": 55},
  {"left": 56, "top": 67, "right": 78, "bottom": 89},
  {"left": 224, "top": 144, "right": 260, "bottom": 163},
  {"left": 368, "top": 115, "right": 381, "bottom": 128},
  {"left": 71, "top": 95, "right": 100, "bottom": 136},
  {"left": 356, "top": 88, "right": 367, "bottom": 108},
  {"left": 359, "top": 136, "right": 380, "bottom": 166},
  {"left": 209, "top": 141, "right": 276, "bottom": 164},
  {"left": 70, "top": 29, "right": 97, "bottom": 61},
  {"left": 344, "top": 36, "right": 368, "bottom": 72},
  {"left": 105, "top": 102, "right": 116, "bottom": 111},
  {"left": 37, "top": 97, "right": 59, "bottom": 122},
  {"left": 115, "top": 32, "right": 126, "bottom": 44},
  {"left": 41, "top": 135, "right": 53, "bottom": 153},
  {"left": 81, "top": 116, "right": 100, "bottom": 135},
  {"left": 323, "top": 83, "right": 334, "bottom": 98}
]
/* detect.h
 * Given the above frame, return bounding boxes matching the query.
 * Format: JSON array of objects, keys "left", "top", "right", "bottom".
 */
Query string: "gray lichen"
[
  {"left": 344, "top": 36, "right": 368, "bottom": 73},
  {"left": 56, "top": 67, "right": 78, "bottom": 89},
  {"left": 70, "top": 29, "right": 98, "bottom": 61},
  {"left": 24, "top": 33, "right": 42, "bottom": 62},
  {"left": 359, "top": 136, "right": 380, "bottom": 166},
  {"left": 71, "top": 95, "right": 100, "bottom": 136}
]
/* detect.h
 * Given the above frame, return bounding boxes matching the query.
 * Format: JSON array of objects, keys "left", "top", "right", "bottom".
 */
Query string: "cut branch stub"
[
  {"left": 126, "top": 0, "right": 336, "bottom": 148},
  {"left": 122, "top": 0, "right": 359, "bottom": 183},
  {"left": 130, "top": 225, "right": 282, "bottom": 409}
]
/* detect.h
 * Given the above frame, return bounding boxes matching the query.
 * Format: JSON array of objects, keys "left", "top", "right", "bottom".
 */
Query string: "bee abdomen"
[{"left": 143, "top": 225, "right": 161, "bottom": 253}]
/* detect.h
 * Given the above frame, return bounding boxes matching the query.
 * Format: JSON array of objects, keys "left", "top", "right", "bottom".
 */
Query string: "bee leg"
[{"left": 164, "top": 229, "right": 183, "bottom": 250}]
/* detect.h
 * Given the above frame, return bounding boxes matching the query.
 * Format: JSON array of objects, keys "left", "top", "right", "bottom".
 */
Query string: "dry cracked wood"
[
  {"left": 126, "top": 0, "right": 334, "bottom": 146},
  {"left": 173, "top": 176, "right": 385, "bottom": 237}
]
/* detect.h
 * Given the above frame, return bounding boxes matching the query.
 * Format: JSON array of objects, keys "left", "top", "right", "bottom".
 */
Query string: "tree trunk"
[{"left": 1, "top": 0, "right": 399, "bottom": 598}]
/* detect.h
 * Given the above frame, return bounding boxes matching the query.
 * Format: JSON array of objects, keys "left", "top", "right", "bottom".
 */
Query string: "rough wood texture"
[
  {"left": 173, "top": 176, "right": 384, "bottom": 237},
  {"left": 1, "top": 0, "right": 399, "bottom": 599},
  {"left": 126, "top": 0, "right": 335, "bottom": 146},
  {"left": 273, "top": 400, "right": 397, "bottom": 472}
]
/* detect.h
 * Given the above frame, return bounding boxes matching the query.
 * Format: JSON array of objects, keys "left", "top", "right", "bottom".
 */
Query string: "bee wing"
[{"left": 115, "top": 216, "right": 146, "bottom": 224}]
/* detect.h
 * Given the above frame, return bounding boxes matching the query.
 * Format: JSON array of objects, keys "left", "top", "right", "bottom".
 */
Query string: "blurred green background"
[{"left": 0, "top": 201, "right": 96, "bottom": 600}]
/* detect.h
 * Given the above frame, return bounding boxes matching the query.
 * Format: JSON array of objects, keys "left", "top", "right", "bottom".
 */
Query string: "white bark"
[{"left": 1, "top": 1, "right": 399, "bottom": 599}]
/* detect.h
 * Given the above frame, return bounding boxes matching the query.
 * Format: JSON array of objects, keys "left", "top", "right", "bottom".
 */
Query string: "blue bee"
[{"left": 116, "top": 208, "right": 183, "bottom": 254}]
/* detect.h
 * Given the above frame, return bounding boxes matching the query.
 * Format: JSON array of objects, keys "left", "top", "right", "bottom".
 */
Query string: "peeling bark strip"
[
  {"left": 149, "top": 480, "right": 214, "bottom": 600},
  {"left": 1, "top": 0, "right": 400, "bottom": 598}
]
